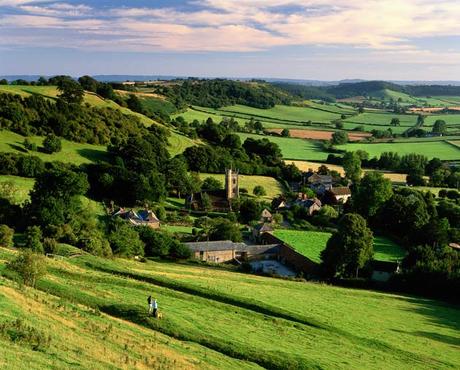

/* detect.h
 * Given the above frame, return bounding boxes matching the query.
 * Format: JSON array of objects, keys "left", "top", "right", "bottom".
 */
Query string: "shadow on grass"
[
  {"left": 392, "top": 329, "right": 459, "bottom": 347},
  {"left": 75, "top": 148, "right": 111, "bottom": 163},
  {"left": 8, "top": 143, "right": 27, "bottom": 153}
]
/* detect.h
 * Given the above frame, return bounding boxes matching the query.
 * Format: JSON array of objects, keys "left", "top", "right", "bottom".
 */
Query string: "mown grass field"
[
  {"left": 338, "top": 140, "right": 460, "bottom": 160},
  {"left": 344, "top": 112, "right": 418, "bottom": 127},
  {"left": 237, "top": 133, "right": 329, "bottom": 161},
  {"left": 1, "top": 248, "right": 458, "bottom": 369},
  {"left": 273, "top": 229, "right": 407, "bottom": 263},
  {"left": 200, "top": 173, "right": 284, "bottom": 200},
  {"left": 0, "top": 130, "right": 109, "bottom": 165}
]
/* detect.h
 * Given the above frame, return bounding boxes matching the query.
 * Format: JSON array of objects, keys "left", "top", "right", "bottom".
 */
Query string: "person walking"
[
  {"left": 147, "top": 295, "right": 152, "bottom": 315},
  {"left": 153, "top": 299, "right": 158, "bottom": 318}
]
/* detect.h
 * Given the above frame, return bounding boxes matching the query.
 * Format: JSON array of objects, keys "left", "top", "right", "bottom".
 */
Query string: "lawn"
[
  {"left": 273, "top": 229, "right": 406, "bottom": 263},
  {"left": 200, "top": 172, "right": 285, "bottom": 200},
  {"left": 162, "top": 224, "right": 195, "bottom": 234},
  {"left": 338, "top": 140, "right": 460, "bottom": 160},
  {"left": 1, "top": 248, "right": 458, "bottom": 369},
  {"left": 0, "top": 130, "right": 110, "bottom": 165},
  {"left": 273, "top": 229, "right": 331, "bottom": 263},
  {"left": 237, "top": 133, "right": 329, "bottom": 161}
]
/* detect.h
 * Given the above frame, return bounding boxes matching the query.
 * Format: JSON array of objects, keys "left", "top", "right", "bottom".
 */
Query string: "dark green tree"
[
  {"left": 24, "top": 226, "right": 43, "bottom": 253},
  {"left": 353, "top": 172, "right": 393, "bottom": 218},
  {"left": 331, "top": 131, "right": 348, "bottom": 145},
  {"left": 321, "top": 213, "right": 373, "bottom": 278},
  {"left": 208, "top": 218, "right": 242, "bottom": 242},
  {"left": 42, "top": 134, "right": 62, "bottom": 154},
  {"left": 57, "top": 78, "right": 84, "bottom": 104},
  {"left": 343, "top": 151, "right": 362, "bottom": 183},
  {"left": 432, "top": 120, "right": 447, "bottom": 135},
  {"left": 109, "top": 223, "right": 144, "bottom": 257}
]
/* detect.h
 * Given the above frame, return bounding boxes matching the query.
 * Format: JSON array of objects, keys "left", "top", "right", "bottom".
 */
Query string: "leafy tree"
[
  {"left": 0, "top": 79, "right": 8, "bottom": 85},
  {"left": 335, "top": 120, "right": 344, "bottom": 129},
  {"left": 253, "top": 185, "right": 267, "bottom": 197},
  {"left": 42, "top": 134, "right": 62, "bottom": 154},
  {"left": 331, "top": 131, "right": 348, "bottom": 145},
  {"left": 78, "top": 75, "right": 98, "bottom": 92},
  {"left": 390, "top": 118, "right": 400, "bottom": 126},
  {"left": 432, "top": 120, "right": 447, "bottom": 135},
  {"left": 321, "top": 213, "right": 373, "bottom": 278},
  {"left": 137, "top": 227, "right": 175, "bottom": 257},
  {"left": 281, "top": 128, "right": 290, "bottom": 137},
  {"left": 353, "top": 172, "right": 393, "bottom": 218},
  {"left": 0, "top": 181, "right": 17, "bottom": 203},
  {"left": 24, "top": 226, "right": 43, "bottom": 253},
  {"left": 343, "top": 152, "right": 362, "bottom": 183},
  {"left": 7, "top": 249, "right": 47, "bottom": 287},
  {"left": 0, "top": 224, "right": 14, "bottom": 247},
  {"left": 239, "top": 198, "right": 262, "bottom": 224},
  {"left": 57, "top": 78, "right": 84, "bottom": 104},
  {"left": 169, "top": 240, "right": 191, "bottom": 259},
  {"left": 201, "top": 193, "right": 212, "bottom": 211},
  {"left": 208, "top": 218, "right": 242, "bottom": 242},
  {"left": 202, "top": 177, "right": 222, "bottom": 191},
  {"left": 109, "top": 223, "right": 144, "bottom": 257}
]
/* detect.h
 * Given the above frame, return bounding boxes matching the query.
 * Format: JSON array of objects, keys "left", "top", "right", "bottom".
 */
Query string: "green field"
[
  {"left": 273, "top": 229, "right": 406, "bottom": 263},
  {"left": 162, "top": 224, "right": 195, "bottom": 234},
  {"left": 238, "top": 133, "right": 329, "bottom": 161},
  {"left": 0, "top": 175, "right": 34, "bottom": 204},
  {"left": 0, "top": 130, "right": 109, "bottom": 165},
  {"left": 200, "top": 173, "right": 284, "bottom": 200},
  {"left": 1, "top": 248, "right": 458, "bottom": 369},
  {"left": 338, "top": 140, "right": 460, "bottom": 160},
  {"left": 344, "top": 112, "right": 418, "bottom": 127},
  {"left": 273, "top": 230, "right": 331, "bottom": 263}
]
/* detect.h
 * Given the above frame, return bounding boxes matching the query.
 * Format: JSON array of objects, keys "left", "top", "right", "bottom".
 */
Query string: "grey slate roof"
[{"left": 185, "top": 240, "right": 247, "bottom": 252}]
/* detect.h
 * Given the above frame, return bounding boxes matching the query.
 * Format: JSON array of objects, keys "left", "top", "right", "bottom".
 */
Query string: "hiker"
[
  {"left": 147, "top": 295, "right": 152, "bottom": 314},
  {"left": 153, "top": 299, "right": 158, "bottom": 318}
]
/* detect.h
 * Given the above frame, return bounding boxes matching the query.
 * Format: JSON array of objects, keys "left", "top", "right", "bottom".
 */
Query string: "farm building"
[
  {"left": 306, "top": 173, "right": 333, "bottom": 195},
  {"left": 112, "top": 208, "right": 160, "bottom": 228},
  {"left": 294, "top": 195, "right": 322, "bottom": 215},
  {"left": 253, "top": 223, "right": 274, "bottom": 242},
  {"left": 185, "top": 240, "right": 279, "bottom": 263},
  {"left": 260, "top": 209, "right": 273, "bottom": 223},
  {"left": 329, "top": 187, "right": 352, "bottom": 203}
]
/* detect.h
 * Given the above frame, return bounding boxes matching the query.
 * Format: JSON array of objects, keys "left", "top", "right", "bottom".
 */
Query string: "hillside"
[{"left": 0, "top": 248, "right": 459, "bottom": 369}]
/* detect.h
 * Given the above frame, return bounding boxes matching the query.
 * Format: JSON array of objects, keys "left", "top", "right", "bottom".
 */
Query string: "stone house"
[{"left": 113, "top": 208, "right": 160, "bottom": 229}]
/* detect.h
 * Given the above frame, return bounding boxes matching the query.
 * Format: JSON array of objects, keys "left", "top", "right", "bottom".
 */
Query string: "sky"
[{"left": 1, "top": 0, "right": 460, "bottom": 80}]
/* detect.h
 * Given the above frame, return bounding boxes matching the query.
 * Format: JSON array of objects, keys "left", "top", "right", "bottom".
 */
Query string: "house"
[
  {"left": 252, "top": 223, "right": 274, "bottom": 242},
  {"left": 371, "top": 261, "right": 400, "bottom": 282},
  {"left": 260, "top": 208, "right": 273, "bottom": 223},
  {"left": 294, "top": 194, "right": 322, "bottom": 215},
  {"left": 306, "top": 173, "right": 333, "bottom": 195},
  {"left": 271, "top": 197, "right": 288, "bottom": 211},
  {"left": 329, "top": 187, "right": 351, "bottom": 203},
  {"left": 113, "top": 208, "right": 160, "bottom": 229},
  {"left": 184, "top": 240, "right": 279, "bottom": 263}
]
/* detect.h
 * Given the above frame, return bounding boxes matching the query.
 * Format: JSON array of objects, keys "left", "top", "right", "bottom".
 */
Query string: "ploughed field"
[
  {"left": 1, "top": 247, "right": 458, "bottom": 369},
  {"left": 266, "top": 128, "right": 371, "bottom": 141}
]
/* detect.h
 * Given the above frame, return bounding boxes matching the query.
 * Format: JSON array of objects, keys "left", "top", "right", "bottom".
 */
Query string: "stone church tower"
[{"left": 225, "top": 169, "right": 239, "bottom": 200}]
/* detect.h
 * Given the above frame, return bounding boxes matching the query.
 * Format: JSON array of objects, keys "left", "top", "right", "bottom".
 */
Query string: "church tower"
[{"left": 225, "top": 168, "right": 239, "bottom": 200}]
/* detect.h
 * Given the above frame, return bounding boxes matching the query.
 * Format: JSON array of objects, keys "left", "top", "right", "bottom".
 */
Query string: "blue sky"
[{"left": 1, "top": 0, "right": 460, "bottom": 80}]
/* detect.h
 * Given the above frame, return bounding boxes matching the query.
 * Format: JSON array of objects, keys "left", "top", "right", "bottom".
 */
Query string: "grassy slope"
[
  {"left": 200, "top": 173, "right": 284, "bottom": 200},
  {"left": 0, "top": 130, "right": 109, "bottom": 165},
  {"left": 0, "top": 175, "right": 34, "bottom": 204},
  {"left": 0, "top": 279, "right": 254, "bottom": 369},
  {"left": 0, "top": 85, "right": 196, "bottom": 157},
  {"left": 1, "top": 249, "right": 458, "bottom": 369},
  {"left": 273, "top": 229, "right": 406, "bottom": 263}
]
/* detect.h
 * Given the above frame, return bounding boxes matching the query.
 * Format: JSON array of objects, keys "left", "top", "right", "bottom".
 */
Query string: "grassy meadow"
[
  {"left": 1, "top": 248, "right": 458, "bottom": 369},
  {"left": 0, "top": 130, "right": 109, "bottom": 165},
  {"left": 237, "top": 133, "right": 329, "bottom": 161},
  {"left": 273, "top": 229, "right": 407, "bottom": 263},
  {"left": 0, "top": 175, "right": 34, "bottom": 204},
  {"left": 200, "top": 173, "right": 284, "bottom": 200}
]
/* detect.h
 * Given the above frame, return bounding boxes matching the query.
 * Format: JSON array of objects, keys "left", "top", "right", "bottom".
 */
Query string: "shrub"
[
  {"left": 169, "top": 240, "right": 192, "bottom": 259},
  {"left": 331, "top": 131, "right": 348, "bottom": 145},
  {"left": 109, "top": 224, "right": 144, "bottom": 257},
  {"left": 24, "top": 226, "right": 43, "bottom": 253},
  {"left": 0, "top": 319, "right": 51, "bottom": 351},
  {"left": 253, "top": 185, "right": 267, "bottom": 197},
  {"left": 0, "top": 224, "right": 14, "bottom": 247},
  {"left": 23, "top": 138, "right": 37, "bottom": 152},
  {"left": 7, "top": 249, "right": 47, "bottom": 287},
  {"left": 42, "top": 134, "right": 62, "bottom": 154}
]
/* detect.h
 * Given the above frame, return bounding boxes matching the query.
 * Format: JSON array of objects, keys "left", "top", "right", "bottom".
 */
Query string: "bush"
[
  {"left": 331, "top": 131, "right": 348, "bottom": 145},
  {"left": 42, "top": 134, "right": 62, "bottom": 154},
  {"left": 0, "top": 319, "right": 51, "bottom": 351},
  {"left": 7, "top": 249, "right": 47, "bottom": 287},
  {"left": 169, "top": 240, "right": 192, "bottom": 259},
  {"left": 109, "top": 224, "right": 144, "bottom": 257},
  {"left": 253, "top": 185, "right": 267, "bottom": 197},
  {"left": 24, "top": 226, "right": 43, "bottom": 253},
  {"left": 0, "top": 224, "right": 14, "bottom": 247}
]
